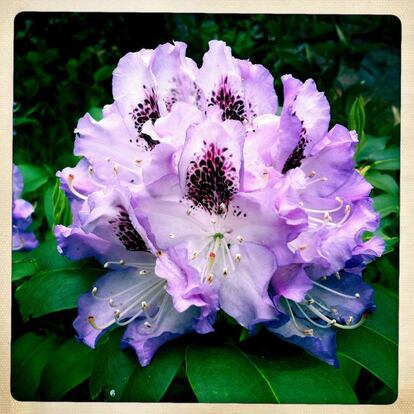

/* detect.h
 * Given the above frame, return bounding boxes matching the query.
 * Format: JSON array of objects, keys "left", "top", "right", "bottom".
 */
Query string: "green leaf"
[
  {"left": 122, "top": 341, "right": 185, "bottom": 402},
  {"left": 16, "top": 240, "right": 72, "bottom": 278},
  {"left": 93, "top": 65, "right": 114, "bottom": 83},
  {"left": 11, "top": 332, "right": 61, "bottom": 400},
  {"left": 13, "top": 117, "right": 41, "bottom": 127},
  {"left": 338, "top": 355, "right": 361, "bottom": 388},
  {"left": 43, "top": 184, "right": 55, "bottom": 228},
  {"left": 337, "top": 327, "right": 398, "bottom": 393},
  {"left": 40, "top": 338, "right": 96, "bottom": 400},
  {"left": 89, "top": 329, "right": 137, "bottom": 401},
  {"left": 348, "top": 96, "right": 366, "bottom": 157},
  {"left": 88, "top": 106, "right": 103, "bottom": 121},
  {"left": 52, "top": 179, "right": 72, "bottom": 227},
  {"left": 186, "top": 344, "right": 277, "bottom": 403},
  {"left": 242, "top": 347, "right": 358, "bottom": 404},
  {"left": 355, "top": 135, "right": 387, "bottom": 162},
  {"left": 15, "top": 265, "right": 103, "bottom": 321},
  {"left": 12, "top": 251, "right": 40, "bottom": 281},
  {"left": 373, "top": 194, "right": 399, "bottom": 218},
  {"left": 18, "top": 164, "right": 50, "bottom": 194},
  {"left": 338, "top": 327, "right": 398, "bottom": 392},
  {"left": 365, "top": 284, "right": 398, "bottom": 345},
  {"left": 371, "top": 158, "right": 400, "bottom": 171},
  {"left": 365, "top": 171, "right": 399, "bottom": 195}
]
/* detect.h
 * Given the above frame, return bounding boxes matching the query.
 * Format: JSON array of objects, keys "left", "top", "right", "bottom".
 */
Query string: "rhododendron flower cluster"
[
  {"left": 55, "top": 41, "right": 383, "bottom": 367},
  {"left": 12, "top": 164, "right": 38, "bottom": 251}
]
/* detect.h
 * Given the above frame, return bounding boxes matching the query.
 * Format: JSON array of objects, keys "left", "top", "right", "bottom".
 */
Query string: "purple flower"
[
  {"left": 267, "top": 270, "right": 376, "bottom": 367},
  {"left": 55, "top": 181, "right": 216, "bottom": 366},
  {"left": 55, "top": 41, "right": 384, "bottom": 368},
  {"left": 134, "top": 117, "right": 301, "bottom": 329},
  {"left": 12, "top": 164, "right": 38, "bottom": 251}
]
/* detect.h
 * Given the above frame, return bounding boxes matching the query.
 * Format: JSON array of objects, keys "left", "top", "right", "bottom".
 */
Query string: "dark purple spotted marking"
[
  {"left": 129, "top": 86, "right": 160, "bottom": 150},
  {"left": 109, "top": 206, "right": 147, "bottom": 251},
  {"left": 164, "top": 77, "right": 203, "bottom": 112},
  {"left": 186, "top": 141, "right": 238, "bottom": 215},
  {"left": 282, "top": 127, "right": 308, "bottom": 174},
  {"left": 209, "top": 76, "right": 246, "bottom": 122}
]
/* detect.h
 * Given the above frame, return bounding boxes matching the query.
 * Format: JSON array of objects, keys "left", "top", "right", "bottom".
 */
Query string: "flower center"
[{"left": 189, "top": 219, "right": 244, "bottom": 284}]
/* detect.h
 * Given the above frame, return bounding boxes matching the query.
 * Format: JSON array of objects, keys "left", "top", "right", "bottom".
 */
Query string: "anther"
[
  {"left": 135, "top": 160, "right": 142, "bottom": 166},
  {"left": 169, "top": 233, "right": 176, "bottom": 239},
  {"left": 303, "top": 328, "right": 314, "bottom": 336},
  {"left": 324, "top": 213, "right": 332, "bottom": 222},
  {"left": 105, "top": 157, "right": 111, "bottom": 162},
  {"left": 109, "top": 298, "right": 114, "bottom": 306},
  {"left": 139, "top": 270, "right": 148, "bottom": 275},
  {"left": 236, "top": 235, "right": 244, "bottom": 243},
  {"left": 113, "top": 165, "right": 119, "bottom": 175},
  {"left": 144, "top": 321, "right": 152, "bottom": 328},
  {"left": 298, "top": 244, "right": 307, "bottom": 251},
  {"left": 219, "top": 202, "right": 226, "bottom": 212},
  {"left": 88, "top": 166, "right": 94, "bottom": 174},
  {"left": 335, "top": 272, "right": 341, "bottom": 280},
  {"left": 156, "top": 250, "right": 162, "bottom": 257},
  {"left": 346, "top": 316, "right": 354, "bottom": 326},
  {"left": 186, "top": 208, "right": 192, "bottom": 216},
  {"left": 235, "top": 254, "right": 241, "bottom": 263},
  {"left": 308, "top": 170, "right": 316, "bottom": 178},
  {"left": 92, "top": 287, "right": 98, "bottom": 296},
  {"left": 141, "top": 301, "right": 148, "bottom": 309},
  {"left": 191, "top": 250, "right": 199, "bottom": 259},
  {"left": 67, "top": 174, "right": 87, "bottom": 201},
  {"left": 355, "top": 293, "right": 360, "bottom": 299},
  {"left": 114, "top": 309, "right": 121, "bottom": 319},
  {"left": 207, "top": 273, "right": 214, "bottom": 283},
  {"left": 307, "top": 298, "right": 314, "bottom": 305}
]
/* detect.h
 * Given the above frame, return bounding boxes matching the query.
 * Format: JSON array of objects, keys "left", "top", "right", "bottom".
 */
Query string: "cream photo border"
[{"left": 0, "top": 1, "right": 412, "bottom": 413}]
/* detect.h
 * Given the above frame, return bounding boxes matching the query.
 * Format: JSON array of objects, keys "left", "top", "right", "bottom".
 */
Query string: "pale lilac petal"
[
  {"left": 237, "top": 58, "right": 278, "bottom": 117},
  {"left": 219, "top": 242, "right": 277, "bottom": 328}
]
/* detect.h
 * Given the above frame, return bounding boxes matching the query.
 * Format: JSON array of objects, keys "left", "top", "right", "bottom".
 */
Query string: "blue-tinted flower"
[
  {"left": 12, "top": 164, "right": 38, "bottom": 251},
  {"left": 267, "top": 271, "right": 376, "bottom": 367}
]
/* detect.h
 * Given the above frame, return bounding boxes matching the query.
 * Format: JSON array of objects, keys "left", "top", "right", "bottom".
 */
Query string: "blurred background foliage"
[{"left": 12, "top": 13, "right": 400, "bottom": 403}]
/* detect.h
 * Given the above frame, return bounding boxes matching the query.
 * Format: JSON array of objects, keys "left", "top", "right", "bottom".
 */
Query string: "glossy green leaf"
[
  {"left": 365, "top": 284, "right": 398, "bottom": 345},
  {"left": 338, "top": 355, "right": 361, "bottom": 388},
  {"left": 12, "top": 240, "right": 73, "bottom": 281},
  {"left": 371, "top": 158, "right": 400, "bottom": 171},
  {"left": 356, "top": 135, "right": 387, "bottom": 162},
  {"left": 365, "top": 171, "right": 399, "bottom": 195},
  {"left": 15, "top": 266, "right": 103, "bottom": 321},
  {"left": 337, "top": 327, "right": 397, "bottom": 393},
  {"left": 43, "top": 184, "right": 55, "bottom": 228},
  {"left": 337, "top": 284, "right": 398, "bottom": 392},
  {"left": 122, "top": 341, "right": 185, "bottom": 402},
  {"left": 373, "top": 194, "right": 399, "bottom": 218},
  {"left": 89, "top": 329, "right": 137, "bottom": 401},
  {"left": 11, "top": 332, "right": 61, "bottom": 400},
  {"left": 186, "top": 344, "right": 277, "bottom": 403},
  {"left": 12, "top": 251, "right": 40, "bottom": 281},
  {"left": 242, "top": 347, "right": 358, "bottom": 404},
  {"left": 52, "top": 179, "right": 72, "bottom": 227},
  {"left": 18, "top": 164, "right": 49, "bottom": 194},
  {"left": 41, "top": 338, "right": 96, "bottom": 400}
]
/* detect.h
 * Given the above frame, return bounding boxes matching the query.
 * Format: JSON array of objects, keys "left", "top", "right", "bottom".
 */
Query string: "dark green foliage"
[{"left": 12, "top": 13, "right": 399, "bottom": 403}]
